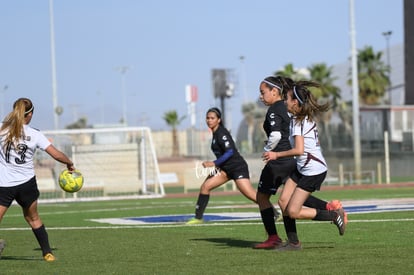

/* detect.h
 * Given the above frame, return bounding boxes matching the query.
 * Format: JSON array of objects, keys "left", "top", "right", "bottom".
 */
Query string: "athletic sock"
[
  {"left": 260, "top": 207, "right": 278, "bottom": 236},
  {"left": 195, "top": 193, "right": 210, "bottom": 219},
  {"left": 32, "top": 224, "right": 52, "bottom": 256},
  {"left": 304, "top": 195, "right": 327, "bottom": 210},
  {"left": 283, "top": 215, "right": 299, "bottom": 244},
  {"left": 313, "top": 209, "right": 337, "bottom": 221}
]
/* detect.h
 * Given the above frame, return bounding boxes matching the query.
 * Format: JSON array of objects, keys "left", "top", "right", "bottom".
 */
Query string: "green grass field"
[{"left": 1, "top": 187, "right": 414, "bottom": 274}]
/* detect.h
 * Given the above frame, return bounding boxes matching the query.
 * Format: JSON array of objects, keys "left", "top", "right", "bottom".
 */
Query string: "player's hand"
[
  {"left": 262, "top": 152, "right": 277, "bottom": 162},
  {"left": 67, "top": 163, "right": 75, "bottom": 172},
  {"left": 202, "top": 161, "right": 215, "bottom": 168}
]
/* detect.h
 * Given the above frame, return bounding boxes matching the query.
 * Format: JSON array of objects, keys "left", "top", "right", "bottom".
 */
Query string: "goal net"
[{"left": 35, "top": 126, "right": 165, "bottom": 202}]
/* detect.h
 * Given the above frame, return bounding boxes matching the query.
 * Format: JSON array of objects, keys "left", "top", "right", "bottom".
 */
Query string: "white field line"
[{"left": 1, "top": 218, "right": 414, "bottom": 231}]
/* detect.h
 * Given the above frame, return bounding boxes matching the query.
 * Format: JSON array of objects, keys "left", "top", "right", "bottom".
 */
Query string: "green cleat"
[{"left": 186, "top": 218, "right": 204, "bottom": 225}]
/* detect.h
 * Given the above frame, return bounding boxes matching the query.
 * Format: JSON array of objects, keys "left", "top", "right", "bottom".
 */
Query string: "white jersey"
[
  {"left": 0, "top": 124, "right": 51, "bottom": 187},
  {"left": 289, "top": 116, "right": 327, "bottom": 176}
]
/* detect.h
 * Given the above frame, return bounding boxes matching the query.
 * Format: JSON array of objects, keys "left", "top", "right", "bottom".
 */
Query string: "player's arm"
[
  {"left": 264, "top": 135, "right": 304, "bottom": 161},
  {"left": 45, "top": 144, "right": 75, "bottom": 171},
  {"left": 264, "top": 131, "right": 281, "bottom": 151},
  {"left": 213, "top": 148, "right": 234, "bottom": 166},
  {"left": 264, "top": 111, "right": 283, "bottom": 152}
]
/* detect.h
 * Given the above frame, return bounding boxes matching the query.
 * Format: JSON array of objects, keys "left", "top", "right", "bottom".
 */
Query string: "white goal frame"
[{"left": 35, "top": 126, "right": 165, "bottom": 202}]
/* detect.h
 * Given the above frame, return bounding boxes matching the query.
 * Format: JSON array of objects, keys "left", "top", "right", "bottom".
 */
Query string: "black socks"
[
  {"left": 195, "top": 194, "right": 210, "bottom": 219},
  {"left": 32, "top": 224, "right": 52, "bottom": 256}
]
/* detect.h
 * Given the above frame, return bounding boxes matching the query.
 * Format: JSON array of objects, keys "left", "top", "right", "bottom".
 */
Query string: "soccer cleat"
[
  {"left": 186, "top": 218, "right": 204, "bottom": 225},
  {"left": 272, "top": 205, "right": 283, "bottom": 222},
  {"left": 43, "top": 253, "right": 56, "bottom": 262},
  {"left": 333, "top": 208, "right": 346, "bottom": 236},
  {"left": 326, "top": 200, "right": 343, "bottom": 211},
  {"left": 0, "top": 239, "right": 6, "bottom": 260},
  {"left": 327, "top": 200, "right": 349, "bottom": 225},
  {"left": 275, "top": 241, "right": 302, "bottom": 252},
  {"left": 253, "top": 235, "right": 282, "bottom": 249}
]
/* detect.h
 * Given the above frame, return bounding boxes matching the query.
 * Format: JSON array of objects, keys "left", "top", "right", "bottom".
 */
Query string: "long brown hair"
[
  {"left": 291, "top": 81, "right": 330, "bottom": 123},
  {"left": 1, "top": 98, "right": 34, "bottom": 147}
]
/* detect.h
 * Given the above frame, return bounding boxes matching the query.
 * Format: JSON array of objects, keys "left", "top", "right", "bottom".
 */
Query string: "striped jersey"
[{"left": 289, "top": 116, "right": 327, "bottom": 176}]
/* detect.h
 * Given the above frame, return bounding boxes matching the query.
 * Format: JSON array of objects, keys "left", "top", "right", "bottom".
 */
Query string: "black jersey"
[
  {"left": 211, "top": 125, "right": 245, "bottom": 170},
  {"left": 263, "top": 100, "right": 292, "bottom": 152}
]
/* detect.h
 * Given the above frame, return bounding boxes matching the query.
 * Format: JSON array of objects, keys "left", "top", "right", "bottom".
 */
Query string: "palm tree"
[
  {"left": 163, "top": 110, "right": 186, "bottom": 157},
  {"left": 274, "top": 63, "right": 308, "bottom": 81},
  {"left": 349, "top": 46, "right": 390, "bottom": 105},
  {"left": 308, "top": 63, "right": 341, "bottom": 150},
  {"left": 241, "top": 102, "right": 256, "bottom": 154},
  {"left": 241, "top": 101, "right": 267, "bottom": 153}
]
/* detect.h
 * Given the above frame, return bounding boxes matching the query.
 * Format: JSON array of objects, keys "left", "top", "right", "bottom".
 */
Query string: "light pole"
[
  {"left": 49, "top": 0, "right": 61, "bottom": 129},
  {"left": 115, "top": 66, "right": 130, "bottom": 125},
  {"left": 349, "top": 0, "right": 362, "bottom": 184},
  {"left": 382, "top": 30, "right": 392, "bottom": 104},
  {"left": 1, "top": 85, "right": 8, "bottom": 119},
  {"left": 239, "top": 55, "right": 248, "bottom": 103}
]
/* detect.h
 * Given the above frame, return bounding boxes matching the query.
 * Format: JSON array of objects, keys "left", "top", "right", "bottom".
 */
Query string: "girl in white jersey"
[
  {"left": 264, "top": 81, "right": 347, "bottom": 250},
  {"left": 0, "top": 98, "right": 75, "bottom": 262}
]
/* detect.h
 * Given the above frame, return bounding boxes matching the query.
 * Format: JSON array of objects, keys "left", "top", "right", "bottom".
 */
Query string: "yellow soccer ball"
[{"left": 58, "top": 169, "right": 84, "bottom": 193}]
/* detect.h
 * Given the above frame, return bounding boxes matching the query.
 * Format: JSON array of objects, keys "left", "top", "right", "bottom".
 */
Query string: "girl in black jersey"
[
  {"left": 187, "top": 107, "right": 256, "bottom": 224},
  {"left": 266, "top": 81, "right": 347, "bottom": 250},
  {"left": 254, "top": 76, "right": 342, "bottom": 250}
]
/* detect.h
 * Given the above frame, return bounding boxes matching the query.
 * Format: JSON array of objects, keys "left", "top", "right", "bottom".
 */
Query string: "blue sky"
[{"left": 0, "top": 0, "right": 404, "bottom": 133}]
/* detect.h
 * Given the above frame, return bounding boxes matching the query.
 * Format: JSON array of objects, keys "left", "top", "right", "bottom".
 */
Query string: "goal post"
[{"left": 35, "top": 126, "right": 165, "bottom": 201}]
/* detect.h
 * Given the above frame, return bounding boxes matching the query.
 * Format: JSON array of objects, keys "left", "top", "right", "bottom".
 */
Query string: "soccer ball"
[{"left": 58, "top": 169, "right": 84, "bottom": 193}]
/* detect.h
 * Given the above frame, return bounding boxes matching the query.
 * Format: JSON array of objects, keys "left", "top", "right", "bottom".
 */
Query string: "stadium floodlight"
[{"left": 115, "top": 66, "right": 131, "bottom": 126}]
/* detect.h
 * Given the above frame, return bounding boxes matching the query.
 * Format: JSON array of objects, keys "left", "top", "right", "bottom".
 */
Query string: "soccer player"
[
  {"left": 0, "top": 98, "right": 76, "bottom": 261},
  {"left": 254, "top": 76, "right": 343, "bottom": 250},
  {"left": 186, "top": 107, "right": 257, "bottom": 224},
  {"left": 264, "top": 81, "right": 348, "bottom": 250}
]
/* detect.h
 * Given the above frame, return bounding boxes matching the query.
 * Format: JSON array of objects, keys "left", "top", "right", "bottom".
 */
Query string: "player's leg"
[
  {"left": 253, "top": 165, "right": 283, "bottom": 249},
  {"left": 234, "top": 178, "right": 256, "bottom": 203},
  {"left": 277, "top": 177, "right": 301, "bottom": 249},
  {"left": 22, "top": 201, "right": 55, "bottom": 261},
  {"left": 287, "top": 188, "right": 346, "bottom": 235},
  {"left": 17, "top": 177, "right": 55, "bottom": 261},
  {"left": 187, "top": 172, "right": 229, "bottom": 224},
  {"left": 0, "top": 185, "right": 16, "bottom": 259},
  {"left": 0, "top": 205, "right": 8, "bottom": 259}
]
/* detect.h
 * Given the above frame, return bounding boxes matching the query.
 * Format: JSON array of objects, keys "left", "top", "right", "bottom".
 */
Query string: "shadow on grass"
[
  {"left": 191, "top": 237, "right": 257, "bottom": 248},
  {"left": 191, "top": 238, "right": 336, "bottom": 250},
  {"left": 0, "top": 255, "right": 42, "bottom": 261}
]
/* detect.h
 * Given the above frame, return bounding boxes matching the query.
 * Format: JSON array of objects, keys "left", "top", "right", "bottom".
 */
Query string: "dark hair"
[
  {"left": 291, "top": 81, "right": 330, "bottom": 123},
  {"left": 263, "top": 76, "right": 295, "bottom": 99},
  {"left": 206, "top": 107, "right": 224, "bottom": 126}
]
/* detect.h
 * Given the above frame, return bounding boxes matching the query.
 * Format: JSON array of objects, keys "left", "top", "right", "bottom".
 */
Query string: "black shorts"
[
  {"left": 290, "top": 168, "right": 327, "bottom": 192},
  {"left": 221, "top": 161, "right": 250, "bottom": 180},
  {"left": 258, "top": 158, "right": 296, "bottom": 195},
  {"left": 0, "top": 176, "right": 40, "bottom": 208}
]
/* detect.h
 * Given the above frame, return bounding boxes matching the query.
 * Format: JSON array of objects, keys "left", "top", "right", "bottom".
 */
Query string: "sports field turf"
[{"left": 1, "top": 186, "right": 414, "bottom": 274}]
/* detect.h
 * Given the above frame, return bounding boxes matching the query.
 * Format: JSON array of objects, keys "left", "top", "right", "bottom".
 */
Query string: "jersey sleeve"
[
  {"left": 213, "top": 129, "right": 236, "bottom": 166},
  {"left": 37, "top": 132, "right": 52, "bottom": 151}
]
